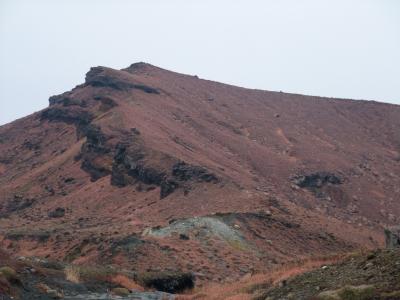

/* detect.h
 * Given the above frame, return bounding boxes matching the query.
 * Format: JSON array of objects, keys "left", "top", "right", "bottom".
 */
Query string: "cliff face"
[{"left": 1, "top": 62, "right": 400, "bottom": 282}]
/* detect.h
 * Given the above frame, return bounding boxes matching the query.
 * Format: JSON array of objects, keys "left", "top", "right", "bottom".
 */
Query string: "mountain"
[{"left": 1, "top": 62, "right": 400, "bottom": 285}]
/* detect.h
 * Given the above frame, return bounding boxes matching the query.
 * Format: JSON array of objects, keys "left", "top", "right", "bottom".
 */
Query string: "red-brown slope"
[{"left": 0, "top": 62, "right": 399, "bottom": 283}]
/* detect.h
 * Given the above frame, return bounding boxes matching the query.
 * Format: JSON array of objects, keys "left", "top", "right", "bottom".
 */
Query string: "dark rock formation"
[
  {"left": 292, "top": 172, "right": 342, "bottom": 189},
  {"left": 111, "top": 145, "right": 218, "bottom": 199},
  {"left": 40, "top": 107, "right": 93, "bottom": 127},
  {"left": 132, "top": 84, "right": 159, "bottom": 94},
  {"left": 179, "top": 233, "right": 189, "bottom": 240},
  {"left": 6, "top": 231, "right": 50, "bottom": 242},
  {"left": 172, "top": 161, "right": 218, "bottom": 183},
  {"left": 79, "top": 125, "right": 112, "bottom": 181},
  {"left": 49, "top": 92, "right": 86, "bottom": 107},
  {"left": 49, "top": 92, "right": 72, "bottom": 106},
  {"left": 385, "top": 226, "right": 400, "bottom": 248},
  {"left": 86, "top": 72, "right": 133, "bottom": 91},
  {"left": 0, "top": 195, "right": 35, "bottom": 217},
  {"left": 159, "top": 162, "right": 218, "bottom": 198},
  {"left": 85, "top": 67, "right": 159, "bottom": 94},
  {"left": 48, "top": 207, "right": 65, "bottom": 218},
  {"left": 160, "top": 179, "right": 179, "bottom": 199},
  {"left": 138, "top": 271, "right": 194, "bottom": 293},
  {"left": 81, "top": 125, "right": 108, "bottom": 150},
  {"left": 111, "top": 143, "right": 166, "bottom": 188},
  {"left": 93, "top": 95, "right": 117, "bottom": 111}
]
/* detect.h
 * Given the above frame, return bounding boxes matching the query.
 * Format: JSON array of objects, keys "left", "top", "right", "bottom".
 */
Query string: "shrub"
[
  {"left": 64, "top": 264, "right": 118, "bottom": 284},
  {"left": 0, "top": 266, "right": 19, "bottom": 283},
  {"left": 338, "top": 285, "right": 375, "bottom": 300},
  {"left": 317, "top": 285, "right": 375, "bottom": 300}
]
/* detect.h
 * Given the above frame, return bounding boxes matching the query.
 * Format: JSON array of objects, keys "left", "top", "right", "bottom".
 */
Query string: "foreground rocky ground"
[
  {"left": 2, "top": 247, "right": 400, "bottom": 299},
  {"left": 256, "top": 249, "right": 400, "bottom": 300},
  {"left": 177, "top": 248, "right": 400, "bottom": 299},
  {"left": 0, "top": 248, "right": 179, "bottom": 299}
]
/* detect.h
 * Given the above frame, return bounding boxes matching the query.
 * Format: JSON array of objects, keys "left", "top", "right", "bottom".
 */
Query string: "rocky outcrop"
[
  {"left": 137, "top": 271, "right": 194, "bottom": 293},
  {"left": 79, "top": 125, "right": 112, "bottom": 181},
  {"left": 160, "top": 180, "right": 179, "bottom": 199},
  {"left": 292, "top": 172, "right": 342, "bottom": 189},
  {"left": 384, "top": 226, "right": 400, "bottom": 248},
  {"left": 43, "top": 80, "right": 215, "bottom": 195},
  {"left": 6, "top": 231, "right": 50, "bottom": 242},
  {"left": 131, "top": 84, "right": 160, "bottom": 94},
  {"left": 172, "top": 161, "right": 218, "bottom": 183},
  {"left": 159, "top": 162, "right": 218, "bottom": 198},
  {"left": 111, "top": 143, "right": 218, "bottom": 199},
  {"left": 111, "top": 143, "right": 162, "bottom": 187},
  {"left": 49, "top": 92, "right": 86, "bottom": 107},
  {"left": 40, "top": 107, "right": 93, "bottom": 127},
  {"left": 85, "top": 67, "right": 159, "bottom": 94},
  {"left": 93, "top": 95, "right": 117, "bottom": 111}
]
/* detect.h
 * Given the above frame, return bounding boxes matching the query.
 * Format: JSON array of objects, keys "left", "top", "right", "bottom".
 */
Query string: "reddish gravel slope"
[{"left": 1, "top": 63, "right": 399, "bottom": 283}]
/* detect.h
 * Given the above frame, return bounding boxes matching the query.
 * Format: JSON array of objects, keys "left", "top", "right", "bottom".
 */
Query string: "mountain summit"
[{"left": 0, "top": 63, "right": 400, "bottom": 282}]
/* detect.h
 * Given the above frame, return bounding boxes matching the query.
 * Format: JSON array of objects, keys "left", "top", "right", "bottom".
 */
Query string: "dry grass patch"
[
  {"left": 179, "top": 253, "right": 351, "bottom": 300},
  {"left": 64, "top": 265, "right": 80, "bottom": 283},
  {"left": 110, "top": 274, "right": 144, "bottom": 291}
]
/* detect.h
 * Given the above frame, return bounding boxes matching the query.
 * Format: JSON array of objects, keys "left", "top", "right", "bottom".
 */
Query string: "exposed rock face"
[
  {"left": 49, "top": 91, "right": 118, "bottom": 112},
  {"left": 93, "top": 95, "right": 117, "bottom": 111},
  {"left": 111, "top": 142, "right": 165, "bottom": 188},
  {"left": 159, "top": 180, "right": 179, "bottom": 199},
  {"left": 159, "top": 162, "right": 218, "bottom": 198},
  {"left": 85, "top": 67, "right": 159, "bottom": 94},
  {"left": 292, "top": 172, "right": 342, "bottom": 189},
  {"left": 172, "top": 162, "right": 218, "bottom": 183},
  {"left": 111, "top": 143, "right": 218, "bottom": 199},
  {"left": 79, "top": 125, "right": 112, "bottom": 181},
  {"left": 40, "top": 107, "right": 93, "bottom": 127},
  {"left": 49, "top": 92, "right": 86, "bottom": 107},
  {"left": 384, "top": 226, "right": 400, "bottom": 248}
]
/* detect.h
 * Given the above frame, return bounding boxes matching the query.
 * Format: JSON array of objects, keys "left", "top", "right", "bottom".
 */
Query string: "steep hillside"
[{"left": 1, "top": 63, "right": 399, "bottom": 283}]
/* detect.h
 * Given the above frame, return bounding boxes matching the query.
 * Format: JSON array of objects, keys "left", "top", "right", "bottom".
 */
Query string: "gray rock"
[{"left": 384, "top": 226, "right": 400, "bottom": 248}]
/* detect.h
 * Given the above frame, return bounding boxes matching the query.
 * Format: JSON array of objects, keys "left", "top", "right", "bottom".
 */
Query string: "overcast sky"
[{"left": 1, "top": 0, "right": 399, "bottom": 125}]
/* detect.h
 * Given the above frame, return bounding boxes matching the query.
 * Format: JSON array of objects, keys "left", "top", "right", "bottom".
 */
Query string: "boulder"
[
  {"left": 48, "top": 207, "right": 65, "bottom": 218},
  {"left": 384, "top": 226, "right": 400, "bottom": 248},
  {"left": 292, "top": 172, "right": 341, "bottom": 189}
]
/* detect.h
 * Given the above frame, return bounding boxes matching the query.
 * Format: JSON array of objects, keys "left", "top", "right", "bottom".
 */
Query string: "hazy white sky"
[{"left": 1, "top": 0, "right": 399, "bottom": 125}]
